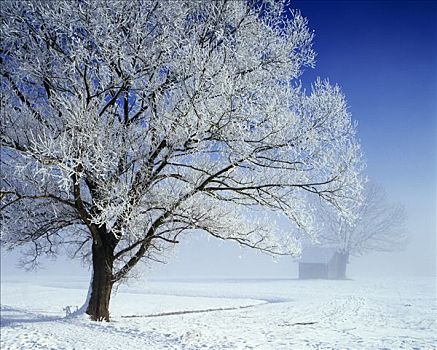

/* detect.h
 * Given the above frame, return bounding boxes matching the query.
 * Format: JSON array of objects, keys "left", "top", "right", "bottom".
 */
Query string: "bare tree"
[
  {"left": 317, "top": 181, "right": 407, "bottom": 278},
  {"left": 0, "top": 0, "right": 364, "bottom": 321}
]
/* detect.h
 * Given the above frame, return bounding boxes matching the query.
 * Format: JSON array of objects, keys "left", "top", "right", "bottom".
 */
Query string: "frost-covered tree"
[
  {"left": 317, "top": 182, "right": 407, "bottom": 278},
  {"left": 0, "top": 0, "right": 364, "bottom": 321}
]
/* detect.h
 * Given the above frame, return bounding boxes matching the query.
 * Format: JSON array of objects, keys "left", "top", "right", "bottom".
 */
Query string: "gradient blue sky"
[
  {"left": 291, "top": 0, "right": 436, "bottom": 277},
  {"left": 1, "top": 1, "right": 436, "bottom": 279}
]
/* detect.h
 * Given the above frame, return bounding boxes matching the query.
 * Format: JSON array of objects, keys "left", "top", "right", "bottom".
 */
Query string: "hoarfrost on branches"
[{"left": 1, "top": 0, "right": 364, "bottom": 320}]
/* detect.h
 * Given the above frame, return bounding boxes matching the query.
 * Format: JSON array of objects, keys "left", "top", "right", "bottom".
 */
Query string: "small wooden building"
[{"left": 298, "top": 247, "right": 348, "bottom": 279}]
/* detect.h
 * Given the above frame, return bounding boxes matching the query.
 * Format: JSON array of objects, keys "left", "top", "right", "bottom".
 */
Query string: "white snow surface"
[{"left": 1, "top": 276, "right": 435, "bottom": 349}]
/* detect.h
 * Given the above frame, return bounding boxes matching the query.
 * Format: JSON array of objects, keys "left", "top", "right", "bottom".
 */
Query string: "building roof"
[{"left": 299, "top": 247, "right": 337, "bottom": 264}]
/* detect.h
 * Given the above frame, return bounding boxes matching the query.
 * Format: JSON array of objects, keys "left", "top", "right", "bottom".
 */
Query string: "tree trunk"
[
  {"left": 328, "top": 251, "right": 349, "bottom": 279},
  {"left": 336, "top": 251, "right": 349, "bottom": 279},
  {"left": 86, "top": 241, "right": 115, "bottom": 321}
]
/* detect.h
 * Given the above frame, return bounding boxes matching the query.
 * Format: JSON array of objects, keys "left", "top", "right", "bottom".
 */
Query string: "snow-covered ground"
[{"left": 1, "top": 276, "right": 435, "bottom": 349}]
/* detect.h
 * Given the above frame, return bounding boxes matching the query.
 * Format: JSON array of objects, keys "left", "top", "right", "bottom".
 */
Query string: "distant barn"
[{"left": 298, "top": 247, "right": 348, "bottom": 279}]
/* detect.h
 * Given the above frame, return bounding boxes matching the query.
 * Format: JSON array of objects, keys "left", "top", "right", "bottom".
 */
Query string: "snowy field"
[{"left": 1, "top": 276, "right": 436, "bottom": 349}]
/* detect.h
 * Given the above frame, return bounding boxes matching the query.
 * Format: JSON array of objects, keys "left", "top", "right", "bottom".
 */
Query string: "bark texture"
[{"left": 86, "top": 237, "right": 115, "bottom": 321}]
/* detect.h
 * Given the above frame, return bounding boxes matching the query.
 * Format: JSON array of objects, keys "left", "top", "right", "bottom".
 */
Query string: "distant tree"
[
  {"left": 0, "top": 0, "right": 364, "bottom": 321},
  {"left": 317, "top": 182, "right": 407, "bottom": 278}
]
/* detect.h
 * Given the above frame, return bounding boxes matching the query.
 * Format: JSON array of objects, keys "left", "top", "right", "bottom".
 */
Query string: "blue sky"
[
  {"left": 288, "top": 0, "right": 436, "bottom": 276},
  {"left": 1, "top": 1, "right": 436, "bottom": 279},
  {"left": 294, "top": 0, "right": 436, "bottom": 186}
]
